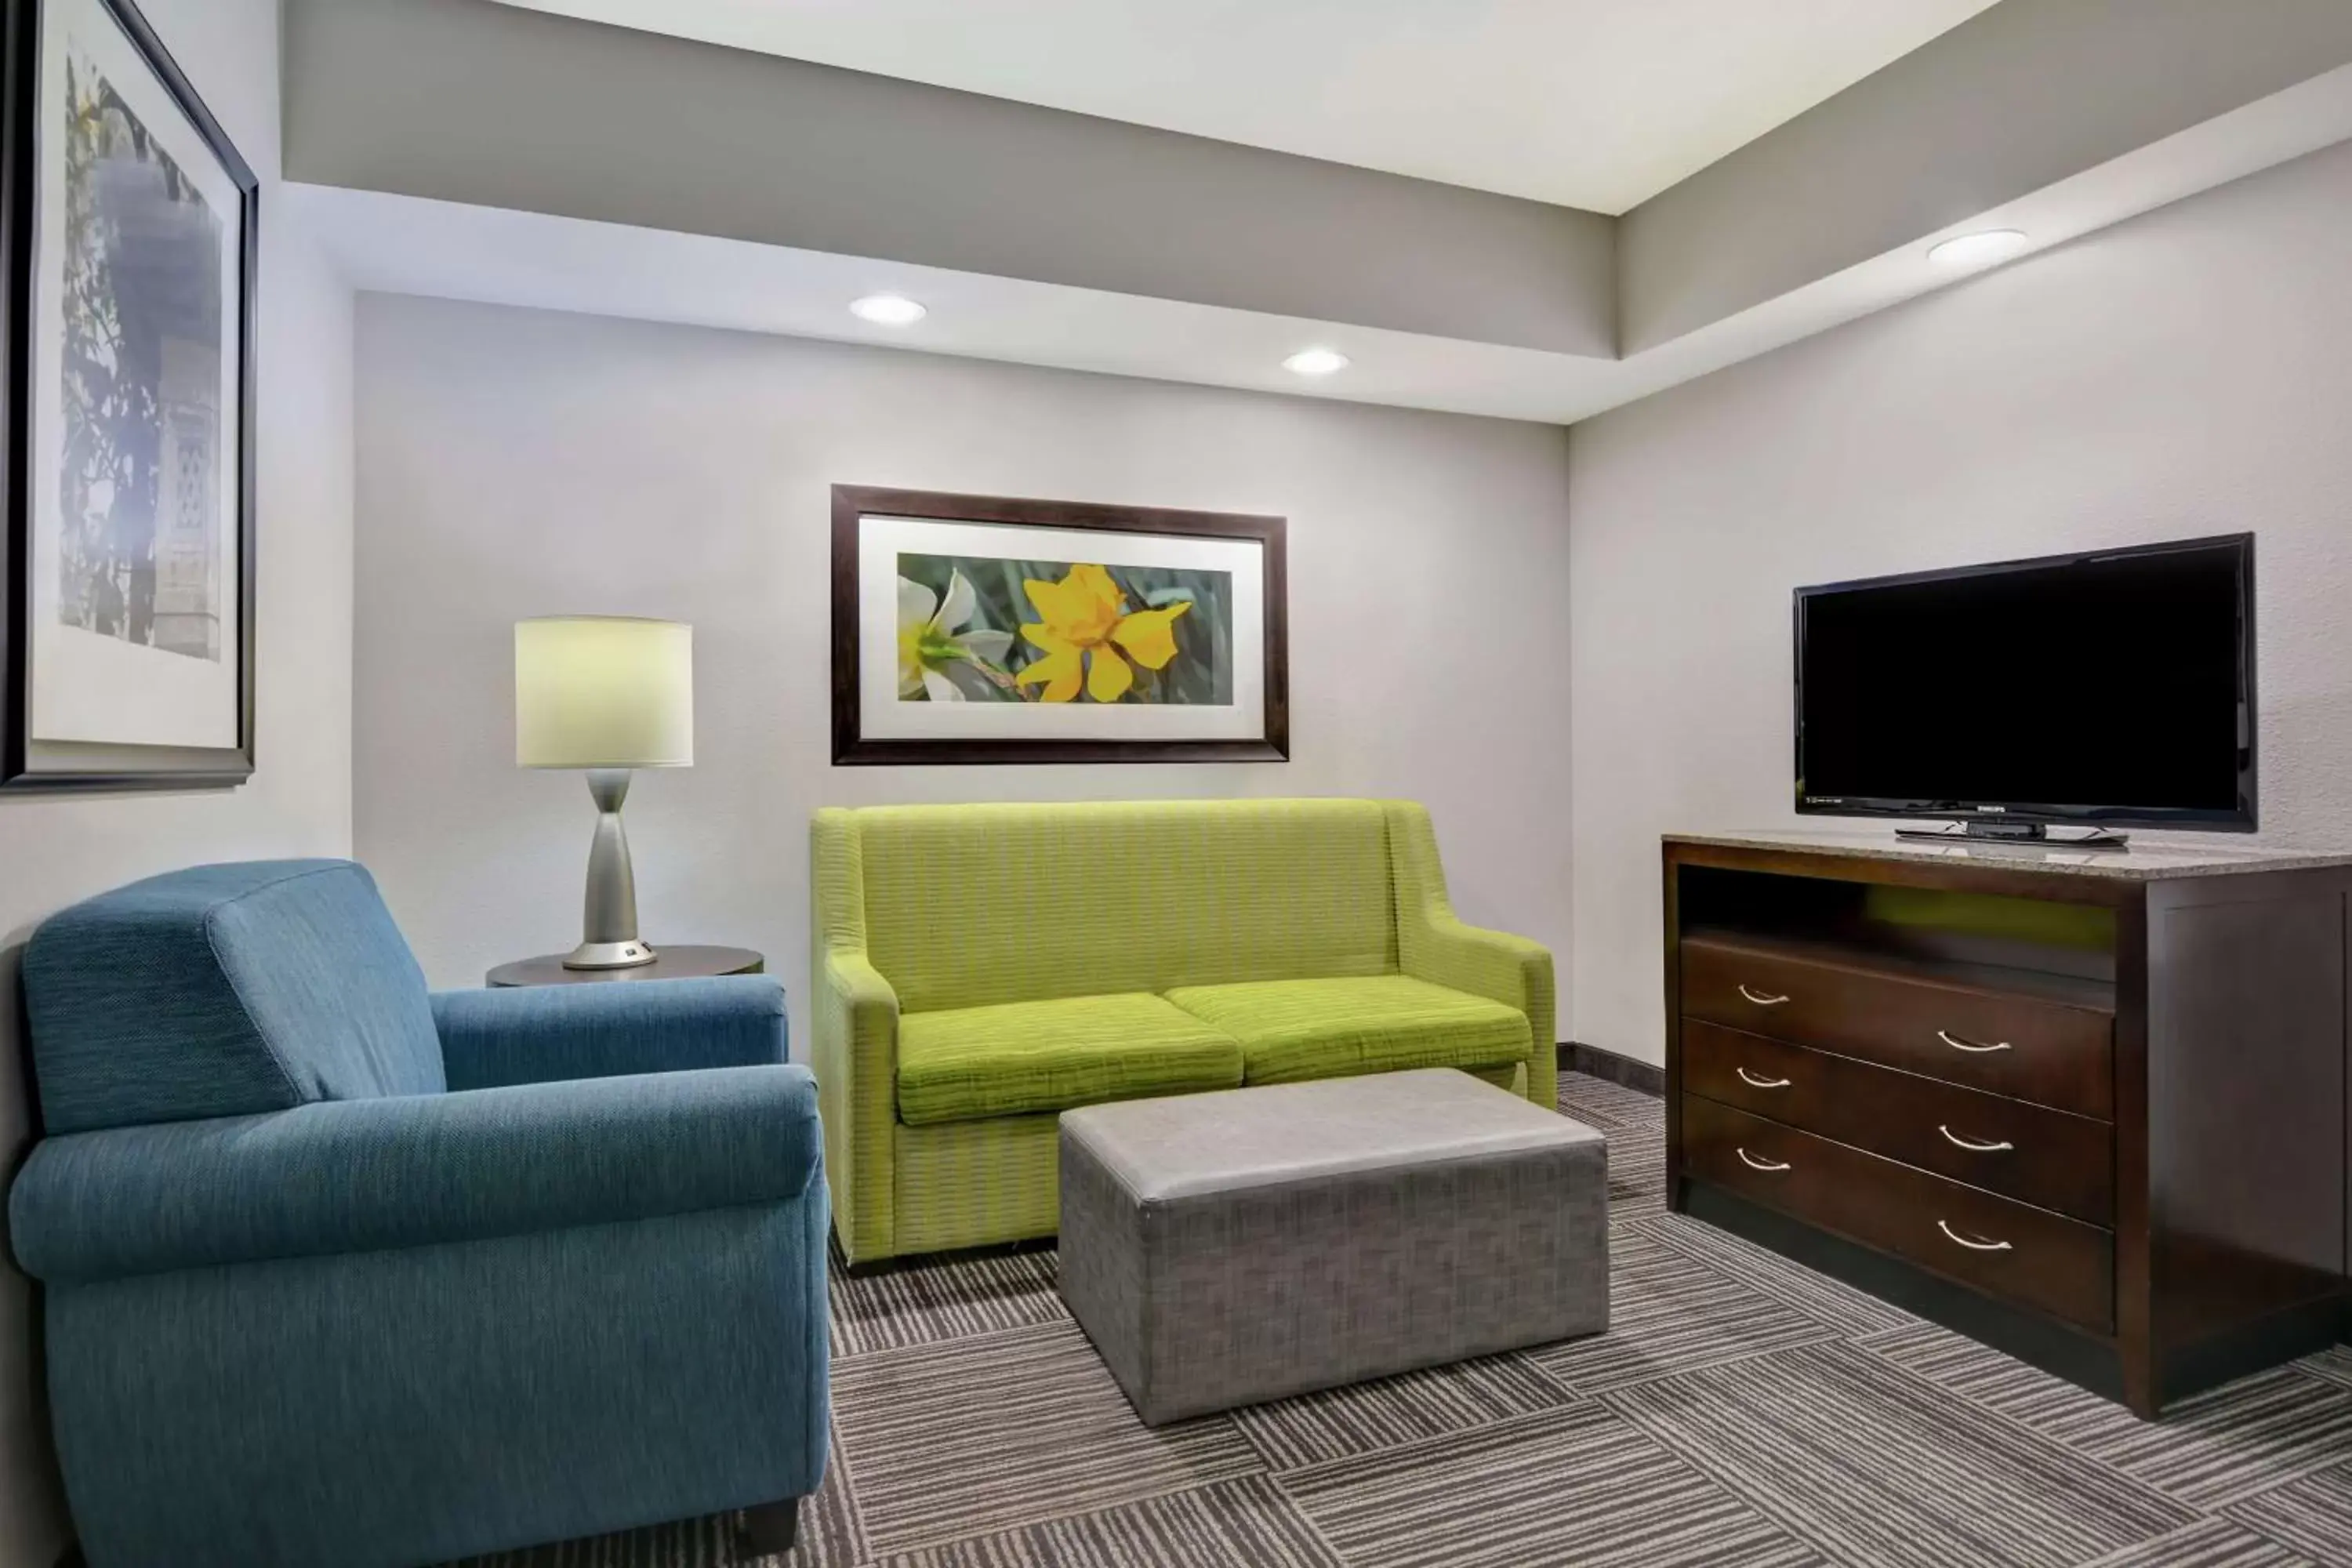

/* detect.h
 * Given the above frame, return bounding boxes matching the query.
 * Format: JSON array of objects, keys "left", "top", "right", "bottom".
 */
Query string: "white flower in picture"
[{"left": 897, "top": 570, "right": 1015, "bottom": 702}]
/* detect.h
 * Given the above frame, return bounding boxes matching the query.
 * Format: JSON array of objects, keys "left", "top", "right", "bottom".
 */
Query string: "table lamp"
[{"left": 515, "top": 616, "right": 694, "bottom": 969}]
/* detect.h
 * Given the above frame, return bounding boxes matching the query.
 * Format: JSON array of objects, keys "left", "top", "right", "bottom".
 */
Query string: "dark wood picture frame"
[
  {"left": 832, "top": 485, "right": 1289, "bottom": 765},
  {"left": 0, "top": 0, "right": 260, "bottom": 792}
]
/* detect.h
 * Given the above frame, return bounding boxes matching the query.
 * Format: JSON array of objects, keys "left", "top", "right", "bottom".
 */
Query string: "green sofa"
[{"left": 811, "top": 798, "right": 1556, "bottom": 1266}]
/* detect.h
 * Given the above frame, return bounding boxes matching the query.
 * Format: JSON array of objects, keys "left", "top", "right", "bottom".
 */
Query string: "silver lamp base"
[
  {"left": 563, "top": 768, "right": 659, "bottom": 970},
  {"left": 562, "top": 938, "right": 657, "bottom": 971}
]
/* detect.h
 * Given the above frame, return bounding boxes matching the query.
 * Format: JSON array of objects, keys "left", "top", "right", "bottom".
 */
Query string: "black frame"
[
  {"left": 832, "top": 485, "right": 1289, "bottom": 766},
  {"left": 1792, "top": 533, "right": 2257, "bottom": 833},
  {"left": 0, "top": 0, "right": 260, "bottom": 791}
]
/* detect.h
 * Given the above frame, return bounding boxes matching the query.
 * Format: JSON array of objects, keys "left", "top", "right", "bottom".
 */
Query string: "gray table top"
[
  {"left": 1063, "top": 1069, "right": 1600, "bottom": 1202},
  {"left": 486, "top": 945, "right": 765, "bottom": 987}
]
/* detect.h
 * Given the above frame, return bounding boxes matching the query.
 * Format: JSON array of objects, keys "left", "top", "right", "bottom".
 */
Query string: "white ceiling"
[{"left": 491, "top": 0, "right": 2000, "bottom": 214}]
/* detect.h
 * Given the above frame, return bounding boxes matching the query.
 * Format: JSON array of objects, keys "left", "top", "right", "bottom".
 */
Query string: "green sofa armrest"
[
  {"left": 813, "top": 808, "right": 905, "bottom": 1264},
  {"left": 815, "top": 949, "right": 899, "bottom": 1267},
  {"left": 1383, "top": 801, "right": 1558, "bottom": 1109}
]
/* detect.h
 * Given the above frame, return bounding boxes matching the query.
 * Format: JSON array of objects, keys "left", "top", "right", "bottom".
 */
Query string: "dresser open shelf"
[{"left": 1662, "top": 831, "right": 2352, "bottom": 1417}]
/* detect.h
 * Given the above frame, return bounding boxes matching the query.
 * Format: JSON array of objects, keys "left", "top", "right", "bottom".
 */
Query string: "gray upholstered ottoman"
[{"left": 1058, "top": 1067, "right": 1608, "bottom": 1426}]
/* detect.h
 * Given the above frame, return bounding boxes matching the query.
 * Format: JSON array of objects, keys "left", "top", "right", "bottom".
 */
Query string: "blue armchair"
[{"left": 5, "top": 861, "right": 828, "bottom": 1568}]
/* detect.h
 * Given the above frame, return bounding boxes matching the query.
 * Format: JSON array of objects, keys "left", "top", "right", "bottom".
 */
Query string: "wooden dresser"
[{"left": 1663, "top": 831, "right": 2352, "bottom": 1417}]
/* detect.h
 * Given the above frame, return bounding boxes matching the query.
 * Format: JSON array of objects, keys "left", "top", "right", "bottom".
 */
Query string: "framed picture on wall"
[
  {"left": 1, "top": 0, "right": 260, "bottom": 790},
  {"left": 832, "top": 485, "right": 1289, "bottom": 765}
]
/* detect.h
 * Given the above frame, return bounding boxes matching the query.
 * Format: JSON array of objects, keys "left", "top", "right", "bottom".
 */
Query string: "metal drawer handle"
[
  {"left": 1938, "top": 1029, "right": 2012, "bottom": 1054},
  {"left": 1736, "top": 1147, "right": 1791, "bottom": 1172},
  {"left": 1737, "top": 1068, "right": 1792, "bottom": 1089},
  {"left": 1737, "top": 984, "right": 1791, "bottom": 1006},
  {"left": 1937, "top": 1219, "right": 2013, "bottom": 1252},
  {"left": 1939, "top": 1125, "right": 2015, "bottom": 1153}
]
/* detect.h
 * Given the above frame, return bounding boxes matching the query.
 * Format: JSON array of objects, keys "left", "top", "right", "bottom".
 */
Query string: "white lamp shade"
[{"left": 515, "top": 617, "right": 695, "bottom": 768}]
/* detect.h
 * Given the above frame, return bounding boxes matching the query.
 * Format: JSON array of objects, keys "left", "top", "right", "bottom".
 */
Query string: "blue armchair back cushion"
[{"left": 23, "top": 860, "right": 445, "bottom": 1134}]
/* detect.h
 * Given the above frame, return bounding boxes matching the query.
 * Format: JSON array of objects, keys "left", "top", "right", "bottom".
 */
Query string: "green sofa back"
[{"left": 840, "top": 799, "right": 1398, "bottom": 1014}]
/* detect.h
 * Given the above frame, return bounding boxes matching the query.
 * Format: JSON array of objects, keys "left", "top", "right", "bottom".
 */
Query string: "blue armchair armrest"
[
  {"left": 9, "top": 1064, "right": 820, "bottom": 1286},
  {"left": 433, "top": 975, "right": 788, "bottom": 1091}
]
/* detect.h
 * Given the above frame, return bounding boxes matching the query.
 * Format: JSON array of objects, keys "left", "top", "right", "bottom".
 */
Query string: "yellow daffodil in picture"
[{"left": 1016, "top": 563, "right": 1191, "bottom": 702}]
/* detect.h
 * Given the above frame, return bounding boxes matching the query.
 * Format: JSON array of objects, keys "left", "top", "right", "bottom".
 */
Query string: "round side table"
[{"left": 486, "top": 946, "right": 765, "bottom": 987}]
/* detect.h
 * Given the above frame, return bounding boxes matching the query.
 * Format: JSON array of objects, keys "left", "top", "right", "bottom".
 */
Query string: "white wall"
[
  {"left": 0, "top": 3, "right": 357, "bottom": 1563},
  {"left": 353, "top": 296, "right": 1575, "bottom": 1051},
  {"left": 1569, "top": 139, "right": 2352, "bottom": 1065}
]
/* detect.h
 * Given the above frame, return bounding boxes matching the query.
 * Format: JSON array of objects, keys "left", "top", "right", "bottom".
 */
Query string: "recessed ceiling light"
[
  {"left": 1283, "top": 347, "right": 1350, "bottom": 377},
  {"left": 1927, "top": 230, "right": 2031, "bottom": 267},
  {"left": 850, "top": 293, "right": 927, "bottom": 325}
]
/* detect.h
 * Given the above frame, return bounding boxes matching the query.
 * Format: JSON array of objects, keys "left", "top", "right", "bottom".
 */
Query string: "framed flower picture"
[
  {"left": 831, "top": 486, "right": 1289, "bottom": 764},
  {"left": 1, "top": 0, "right": 260, "bottom": 790}
]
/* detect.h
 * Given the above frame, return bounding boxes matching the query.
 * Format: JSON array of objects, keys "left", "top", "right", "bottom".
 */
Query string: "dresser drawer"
[
  {"left": 1681, "top": 935, "right": 2114, "bottom": 1119},
  {"left": 1682, "top": 1094, "right": 2114, "bottom": 1332},
  {"left": 1682, "top": 1020, "right": 2114, "bottom": 1225}
]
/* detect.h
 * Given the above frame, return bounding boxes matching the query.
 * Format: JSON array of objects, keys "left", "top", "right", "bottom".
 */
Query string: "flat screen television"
[{"left": 1794, "top": 534, "right": 2256, "bottom": 841}]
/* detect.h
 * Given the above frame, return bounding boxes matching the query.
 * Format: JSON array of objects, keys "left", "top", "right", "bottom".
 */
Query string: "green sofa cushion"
[
  {"left": 896, "top": 993, "right": 1244, "bottom": 1127},
  {"left": 857, "top": 800, "right": 1397, "bottom": 1014},
  {"left": 1163, "top": 975, "right": 1533, "bottom": 1087}
]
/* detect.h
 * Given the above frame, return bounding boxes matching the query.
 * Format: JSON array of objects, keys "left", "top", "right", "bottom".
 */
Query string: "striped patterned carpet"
[{"left": 454, "top": 1073, "right": 2352, "bottom": 1568}]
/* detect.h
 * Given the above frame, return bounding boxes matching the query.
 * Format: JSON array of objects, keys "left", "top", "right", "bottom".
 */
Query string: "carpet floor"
[{"left": 455, "top": 1073, "right": 2352, "bottom": 1568}]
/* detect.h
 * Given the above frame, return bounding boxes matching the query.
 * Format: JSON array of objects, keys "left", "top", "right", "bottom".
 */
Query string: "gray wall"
[
  {"left": 1617, "top": 0, "right": 2352, "bottom": 351},
  {"left": 353, "top": 296, "right": 1576, "bottom": 1051},
  {"left": 0, "top": 2, "right": 357, "bottom": 1562},
  {"left": 1570, "top": 139, "right": 2352, "bottom": 1065},
  {"left": 286, "top": 0, "right": 1615, "bottom": 358}
]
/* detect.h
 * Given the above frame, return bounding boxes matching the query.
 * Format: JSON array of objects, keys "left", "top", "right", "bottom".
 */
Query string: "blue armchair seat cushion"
[{"left": 11, "top": 1065, "right": 821, "bottom": 1285}]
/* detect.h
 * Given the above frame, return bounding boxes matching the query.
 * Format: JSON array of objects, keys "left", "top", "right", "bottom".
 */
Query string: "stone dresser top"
[{"left": 1664, "top": 828, "right": 2352, "bottom": 882}]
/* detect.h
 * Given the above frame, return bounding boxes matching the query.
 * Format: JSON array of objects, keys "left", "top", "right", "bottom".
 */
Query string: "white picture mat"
[
  {"left": 858, "top": 514, "right": 1267, "bottom": 742},
  {"left": 27, "top": 0, "right": 243, "bottom": 749}
]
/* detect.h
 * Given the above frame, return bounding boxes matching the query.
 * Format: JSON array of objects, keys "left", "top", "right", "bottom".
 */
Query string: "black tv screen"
[{"left": 1795, "top": 535, "right": 2256, "bottom": 831}]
